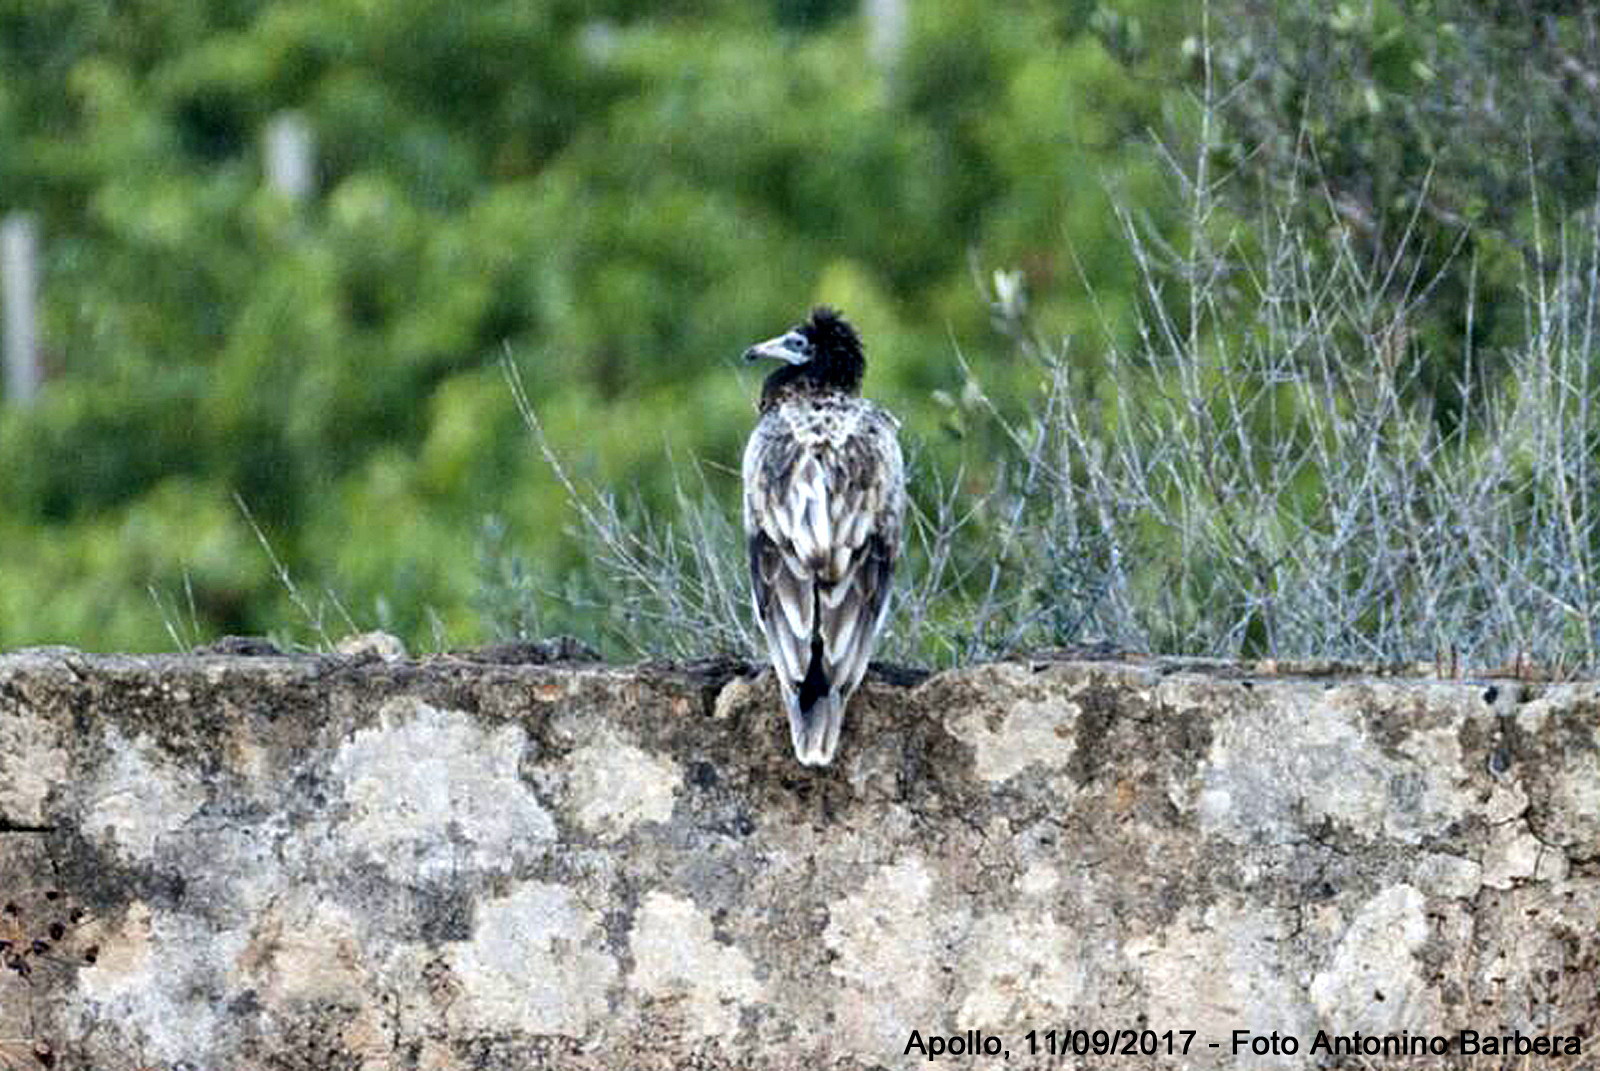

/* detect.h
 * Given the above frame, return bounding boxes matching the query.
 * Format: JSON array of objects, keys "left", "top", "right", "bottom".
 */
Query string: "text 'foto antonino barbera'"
[{"left": 900, "top": 1027, "right": 1584, "bottom": 1062}]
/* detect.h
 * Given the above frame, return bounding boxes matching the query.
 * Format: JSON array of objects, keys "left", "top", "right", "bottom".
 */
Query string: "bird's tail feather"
[
  {"left": 788, "top": 637, "right": 841, "bottom": 765},
  {"left": 787, "top": 690, "right": 843, "bottom": 766}
]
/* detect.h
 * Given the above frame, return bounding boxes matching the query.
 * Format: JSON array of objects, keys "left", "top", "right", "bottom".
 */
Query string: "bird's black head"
[{"left": 744, "top": 307, "right": 866, "bottom": 405}]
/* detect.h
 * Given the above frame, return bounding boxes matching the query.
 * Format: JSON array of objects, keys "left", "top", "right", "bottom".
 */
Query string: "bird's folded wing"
[
  {"left": 747, "top": 529, "right": 810, "bottom": 684},
  {"left": 817, "top": 417, "right": 904, "bottom": 693},
  {"left": 744, "top": 406, "right": 905, "bottom": 698}
]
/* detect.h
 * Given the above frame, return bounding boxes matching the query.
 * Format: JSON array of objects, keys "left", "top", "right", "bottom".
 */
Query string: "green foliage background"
[{"left": 1, "top": 0, "right": 1595, "bottom": 656}]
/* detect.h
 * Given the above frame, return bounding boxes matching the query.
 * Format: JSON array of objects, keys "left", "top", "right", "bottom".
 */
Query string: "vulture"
[{"left": 741, "top": 307, "right": 905, "bottom": 765}]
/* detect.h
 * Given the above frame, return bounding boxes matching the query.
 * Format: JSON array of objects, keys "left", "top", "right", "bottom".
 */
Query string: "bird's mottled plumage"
[{"left": 741, "top": 308, "right": 905, "bottom": 765}]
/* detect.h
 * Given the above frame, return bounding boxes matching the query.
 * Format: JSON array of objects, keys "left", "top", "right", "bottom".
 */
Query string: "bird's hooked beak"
[{"left": 743, "top": 330, "right": 812, "bottom": 365}]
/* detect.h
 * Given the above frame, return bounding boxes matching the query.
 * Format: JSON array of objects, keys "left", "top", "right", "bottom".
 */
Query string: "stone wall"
[{"left": 0, "top": 646, "right": 1595, "bottom": 1069}]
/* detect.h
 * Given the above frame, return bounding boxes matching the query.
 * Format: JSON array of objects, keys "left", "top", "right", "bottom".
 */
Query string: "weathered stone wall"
[{"left": 0, "top": 647, "right": 1596, "bottom": 1070}]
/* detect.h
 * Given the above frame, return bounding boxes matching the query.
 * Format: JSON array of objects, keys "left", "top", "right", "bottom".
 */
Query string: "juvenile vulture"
[{"left": 742, "top": 307, "right": 905, "bottom": 765}]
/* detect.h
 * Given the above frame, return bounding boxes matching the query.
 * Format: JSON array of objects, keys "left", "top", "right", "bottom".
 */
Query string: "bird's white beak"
[{"left": 743, "top": 331, "right": 810, "bottom": 365}]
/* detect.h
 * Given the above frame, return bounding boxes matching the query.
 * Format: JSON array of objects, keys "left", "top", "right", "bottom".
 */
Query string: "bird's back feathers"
[{"left": 744, "top": 392, "right": 904, "bottom": 765}]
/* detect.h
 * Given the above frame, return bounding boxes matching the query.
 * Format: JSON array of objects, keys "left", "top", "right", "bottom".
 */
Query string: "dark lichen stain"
[
  {"left": 1456, "top": 715, "right": 1490, "bottom": 766},
  {"left": 38, "top": 825, "right": 190, "bottom": 921},
  {"left": 1065, "top": 681, "right": 1122, "bottom": 786},
  {"left": 1366, "top": 692, "right": 1424, "bottom": 762},
  {"left": 688, "top": 761, "right": 720, "bottom": 789},
  {"left": 414, "top": 883, "right": 474, "bottom": 944},
  {"left": 1068, "top": 678, "right": 1214, "bottom": 788}
]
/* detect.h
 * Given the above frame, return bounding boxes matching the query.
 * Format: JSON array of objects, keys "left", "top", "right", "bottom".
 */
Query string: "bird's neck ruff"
[{"left": 758, "top": 366, "right": 860, "bottom": 411}]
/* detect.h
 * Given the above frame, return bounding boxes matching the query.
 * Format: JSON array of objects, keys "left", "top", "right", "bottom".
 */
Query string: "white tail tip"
[{"left": 787, "top": 692, "right": 844, "bottom": 766}]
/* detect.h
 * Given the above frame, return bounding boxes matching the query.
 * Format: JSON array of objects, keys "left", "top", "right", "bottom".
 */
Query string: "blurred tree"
[{"left": 0, "top": 0, "right": 1199, "bottom": 652}]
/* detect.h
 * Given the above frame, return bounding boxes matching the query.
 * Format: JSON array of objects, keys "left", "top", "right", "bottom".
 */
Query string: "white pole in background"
[
  {"left": 866, "top": 0, "right": 907, "bottom": 74},
  {"left": 264, "top": 111, "right": 315, "bottom": 201},
  {"left": 2, "top": 212, "right": 41, "bottom": 407}
]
